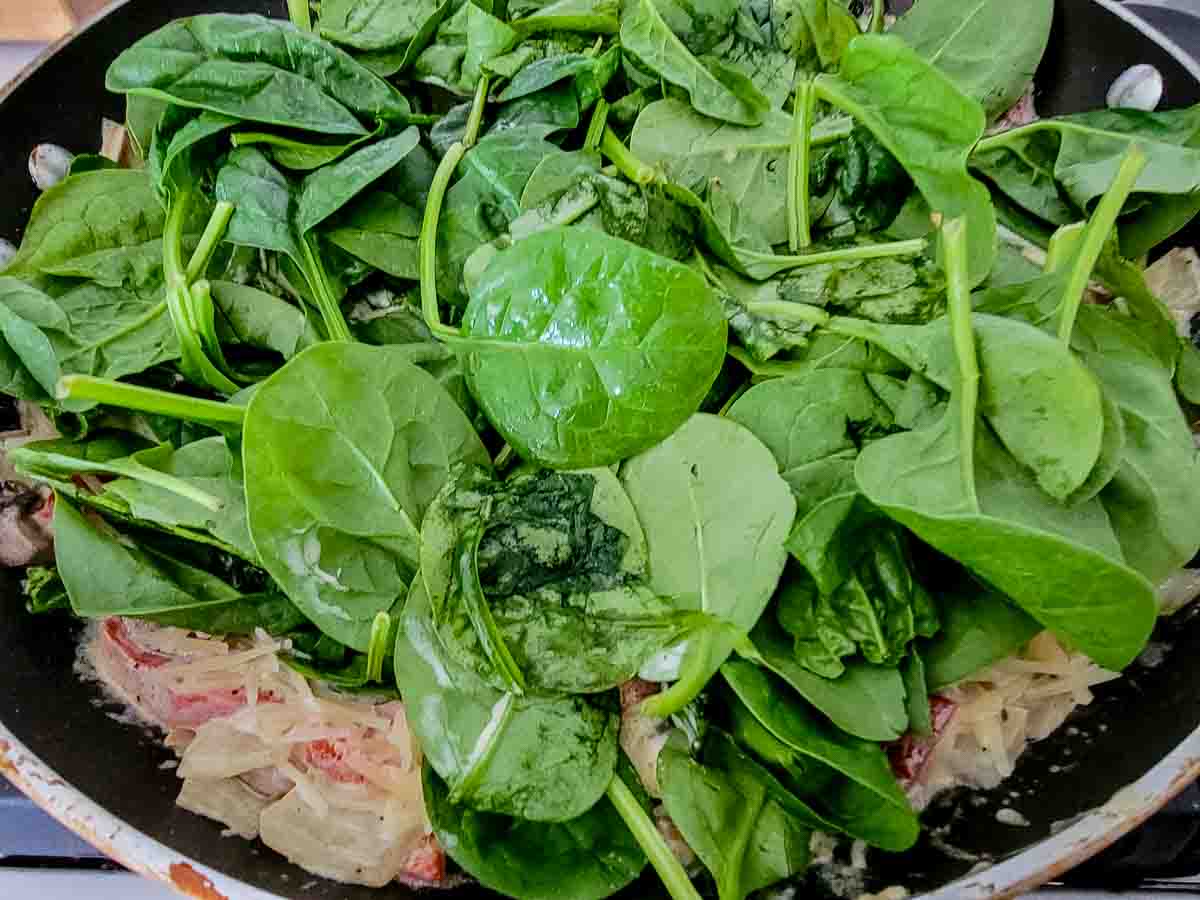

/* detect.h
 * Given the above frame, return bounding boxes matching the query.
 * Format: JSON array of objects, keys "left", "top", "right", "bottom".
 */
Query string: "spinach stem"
[
  {"left": 56, "top": 375, "right": 246, "bottom": 426},
  {"left": 606, "top": 773, "right": 703, "bottom": 900},
  {"left": 720, "top": 783, "right": 767, "bottom": 900},
  {"left": 1056, "top": 146, "right": 1147, "bottom": 343},
  {"left": 299, "top": 234, "right": 354, "bottom": 342},
  {"left": 420, "top": 142, "right": 467, "bottom": 340},
  {"left": 642, "top": 630, "right": 714, "bottom": 719},
  {"left": 599, "top": 128, "right": 657, "bottom": 185},
  {"left": 186, "top": 201, "right": 235, "bottom": 283},
  {"left": 942, "top": 216, "right": 981, "bottom": 511},
  {"left": 727, "top": 345, "right": 807, "bottom": 378},
  {"left": 738, "top": 237, "right": 926, "bottom": 270},
  {"left": 742, "top": 299, "right": 829, "bottom": 326},
  {"left": 787, "top": 81, "right": 815, "bottom": 252},
  {"left": 584, "top": 99, "right": 610, "bottom": 152},
  {"left": 870, "top": 0, "right": 885, "bottom": 32},
  {"left": 366, "top": 611, "right": 391, "bottom": 684},
  {"left": 1043, "top": 222, "right": 1086, "bottom": 274},
  {"left": 287, "top": 0, "right": 311, "bottom": 30},
  {"left": 464, "top": 74, "right": 491, "bottom": 149},
  {"left": 458, "top": 526, "right": 527, "bottom": 695},
  {"left": 123, "top": 464, "right": 225, "bottom": 512}
]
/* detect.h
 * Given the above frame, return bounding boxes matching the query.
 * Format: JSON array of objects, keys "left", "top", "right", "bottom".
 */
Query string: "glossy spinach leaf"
[
  {"left": 210, "top": 281, "right": 323, "bottom": 360},
  {"left": 815, "top": 35, "right": 997, "bottom": 286},
  {"left": 658, "top": 731, "right": 810, "bottom": 900},
  {"left": 620, "top": 0, "right": 770, "bottom": 126},
  {"left": 244, "top": 343, "right": 490, "bottom": 650},
  {"left": 230, "top": 127, "right": 378, "bottom": 171},
  {"left": 455, "top": 228, "right": 727, "bottom": 468},
  {"left": 324, "top": 190, "right": 422, "bottom": 278},
  {"left": 920, "top": 580, "right": 1040, "bottom": 689},
  {"left": 620, "top": 414, "right": 795, "bottom": 716},
  {"left": 148, "top": 588, "right": 308, "bottom": 636},
  {"left": 423, "top": 763, "right": 647, "bottom": 900},
  {"left": 396, "top": 577, "right": 619, "bottom": 822},
  {"left": 741, "top": 613, "right": 908, "bottom": 741},
  {"left": 721, "top": 660, "right": 919, "bottom": 850},
  {"left": 420, "top": 466, "right": 682, "bottom": 694},
  {"left": 414, "top": 2, "right": 520, "bottom": 95},
  {"left": 891, "top": 0, "right": 1052, "bottom": 120},
  {"left": 106, "top": 14, "right": 412, "bottom": 134}
]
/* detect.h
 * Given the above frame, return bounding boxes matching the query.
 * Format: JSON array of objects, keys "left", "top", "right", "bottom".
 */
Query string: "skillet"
[{"left": 0, "top": 1, "right": 1199, "bottom": 897}]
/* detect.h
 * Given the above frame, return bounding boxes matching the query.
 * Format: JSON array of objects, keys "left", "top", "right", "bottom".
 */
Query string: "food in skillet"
[{"left": 2, "top": 0, "right": 1200, "bottom": 896}]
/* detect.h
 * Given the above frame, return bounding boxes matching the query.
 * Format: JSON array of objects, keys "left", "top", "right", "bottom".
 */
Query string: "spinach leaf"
[
  {"left": 620, "top": 414, "right": 795, "bottom": 716},
  {"left": 891, "top": 0, "right": 1052, "bottom": 120},
  {"left": 423, "top": 763, "right": 647, "bottom": 900},
  {"left": 921, "top": 580, "right": 1040, "bottom": 689},
  {"left": 829, "top": 312, "right": 1107, "bottom": 502},
  {"left": 106, "top": 14, "right": 412, "bottom": 134},
  {"left": 658, "top": 731, "right": 810, "bottom": 900},
  {"left": 420, "top": 466, "right": 681, "bottom": 694},
  {"left": 210, "top": 281, "right": 322, "bottom": 360},
  {"left": 319, "top": 0, "right": 443, "bottom": 51},
  {"left": 148, "top": 588, "right": 308, "bottom": 636},
  {"left": 230, "top": 127, "right": 380, "bottom": 171},
  {"left": 725, "top": 368, "right": 892, "bottom": 594},
  {"left": 775, "top": 527, "right": 938, "bottom": 673},
  {"left": 324, "top": 190, "right": 422, "bottom": 278},
  {"left": 15, "top": 435, "right": 254, "bottom": 561},
  {"left": 741, "top": 613, "right": 908, "bottom": 741},
  {"left": 1074, "top": 305, "right": 1200, "bottom": 583},
  {"left": 854, "top": 229, "right": 1158, "bottom": 671},
  {"left": 23, "top": 567, "right": 70, "bottom": 615},
  {"left": 395, "top": 577, "right": 619, "bottom": 821},
  {"left": 972, "top": 107, "right": 1200, "bottom": 257},
  {"left": 620, "top": 0, "right": 770, "bottom": 126},
  {"left": 0, "top": 278, "right": 67, "bottom": 402},
  {"left": 508, "top": 0, "right": 621, "bottom": 36},
  {"left": 721, "top": 660, "right": 919, "bottom": 850},
  {"left": 815, "top": 35, "right": 997, "bottom": 286},
  {"left": 2, "top": 170, "right": 167, "bottom": 277},
  {"left": 455, "top": 228, "right": 728, "bottom": 468},
  {"left": 414, "top": 3, "right": 520, "bottom": 95},
  {"left": 54, "top": 495, "right": 253, "bottom": 618},
  {"left": 497, "top": 48, "right": 620, "bottom": 108},
  {"left": 437, "top": 131, "right": 560, "bottom": 303},
  {"left": 244, "top": 343, "right": 490, "bottom": 650},
  {"left": 630, "top": 99, "right": 852, "bottom": 247}
]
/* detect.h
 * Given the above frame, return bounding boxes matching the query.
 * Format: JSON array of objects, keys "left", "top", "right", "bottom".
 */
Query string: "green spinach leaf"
[
  {"left": 244, "top": 343, "right": 490, "bottom": 650},
  {"left": 455, "top": 227, "right": 727, "bottom": 468},
  {"left": 920, "top": 580, "right": 1040, "bottom": 689},
  {"left": 620, "top": 413, "right": 795, "bottom": 717}
]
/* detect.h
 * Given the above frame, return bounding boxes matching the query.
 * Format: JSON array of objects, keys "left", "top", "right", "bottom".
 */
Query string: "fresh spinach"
[
  {"left": 658, "top": 731, "right": 810, "bottom": 900},
  {"left": 815, "top": 35, "right": 997, "bottom": 286},
  {"left": 395, "top": 576, "right": 619, "bottom": 821},
  {"left": 243, "top": 343, "right": 490, "bottom": 650},
  {"left": 620, "top": 0, "right": 770, "bottom": 126},
  {"left": 106, "top": 14, "right": 413, "bottom": 134},
  {"left": 891, "top": 0, "right": 1053, "bottom": 120},
  {"left": 721, "top": 660, "right": 920, "bottom": 850},
  {"left": 921, "top": 580, "right": 1040, "bottom": 689},
  {"left": 741, "top": 613, "right": 908, "bottom": 741},
  {"left": 421, "top": 465, "right": 684, "bottom": 694},
  {"left": 620, "top": 413, "right": 795, "bottom": 717},
  {"left": 423, "top": 763, "right": 648, "bottom": 900},
  {"left": 451, "top": 227, "right": 728, "bottom": 468}
]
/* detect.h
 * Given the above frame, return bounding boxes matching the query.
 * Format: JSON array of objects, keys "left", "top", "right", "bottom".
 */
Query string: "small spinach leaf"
[{"left": 920, "top": 580, "right": 1040, "bottom": 689}]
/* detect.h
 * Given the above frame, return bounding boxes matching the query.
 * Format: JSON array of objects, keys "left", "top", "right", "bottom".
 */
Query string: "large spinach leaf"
[
  {"left": 620, "top": 413, "right": 795, "bottom": 716},
  {"left": 454, "top": 227, "right": 727, "bottom": 468},
  {"left": 243, "top": 343, "right": 490, "bottom": 650},
  {"left": 106, "top": 14, "right": 412, "bottom": 134},
  {"left": 815, "top": 35, "right": 997, "bottom": 286},
  {"left": 419, "top": 466, "right": 683, "bottom": 694},
  {"left": 620, "top": 0, "right": 770, "bottom": 126},
  {"left": 423, "top": 763, "right": 647, "bottom": 900},
  {"left": 395, "top": 577, "right": 619, "bottom": 821},
  {"left": 891, "top": 0, "right": 1052, "bottom": 120},
  {"left": 721, "top": 660, "right": 919, "bottom": 850},
  {"left": 658, "top": 731, "right": 810, "bottom": 900}
]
